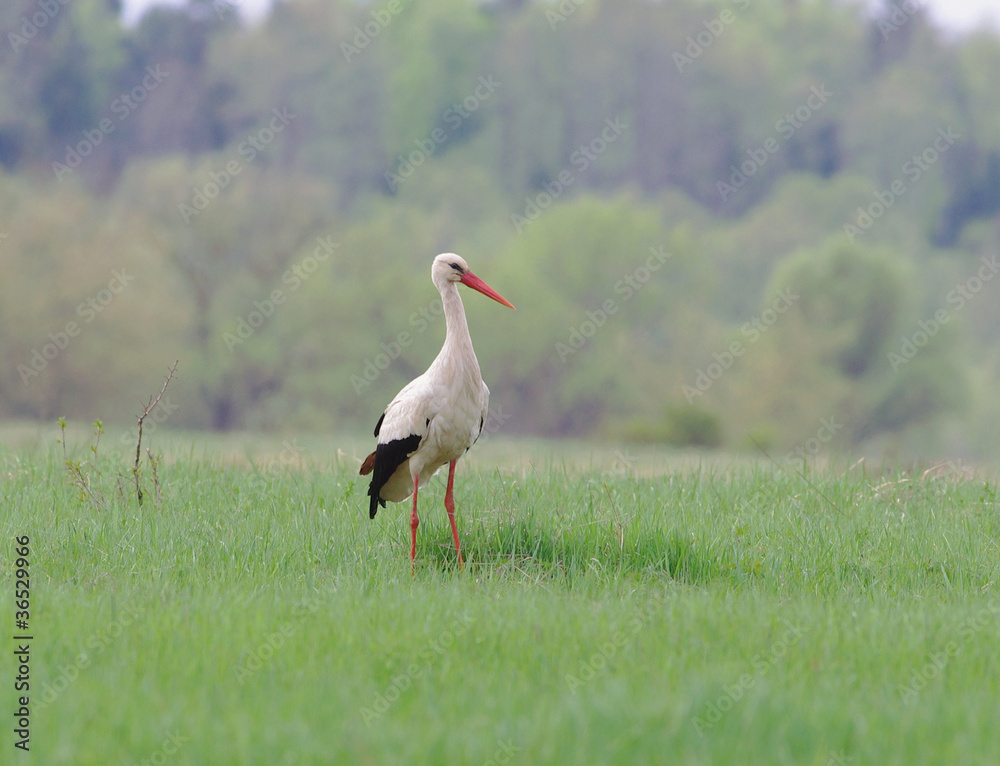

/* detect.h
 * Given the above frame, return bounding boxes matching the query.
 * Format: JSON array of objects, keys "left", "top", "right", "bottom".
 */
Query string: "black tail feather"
[{"left": 368, "top": 490, "right": 386, "bottom": 519}]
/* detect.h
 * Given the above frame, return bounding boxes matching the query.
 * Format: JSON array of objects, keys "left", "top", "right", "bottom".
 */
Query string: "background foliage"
[{"left": 2, "top": 0, "right": 999, "bottom": 457}]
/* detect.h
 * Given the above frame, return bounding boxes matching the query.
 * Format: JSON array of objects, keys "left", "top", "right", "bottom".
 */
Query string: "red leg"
[
  {"left": 445, "top": 460, "right": 464, "bottom": 567},
  {"left": 410, "top": 474, "right": 420, "bottom": 561}
]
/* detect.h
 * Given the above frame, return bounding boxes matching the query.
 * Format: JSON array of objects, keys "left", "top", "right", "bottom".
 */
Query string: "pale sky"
[
  {"left": 923, "top": 0, "right": 1000, "bottom": 31},
  {"left": 120, "top": 0, "right": 1000, "bottom": 32},
  {"left": 120, "top": 0, "right": 274, "bottom": 25}
]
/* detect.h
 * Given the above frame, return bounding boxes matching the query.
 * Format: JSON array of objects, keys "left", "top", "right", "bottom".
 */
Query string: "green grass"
[{"left": 2, "top": 429, "right": 999, "bottom": 765}]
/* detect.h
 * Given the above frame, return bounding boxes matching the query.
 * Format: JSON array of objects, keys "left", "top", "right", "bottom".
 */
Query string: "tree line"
[{"left": 1, "top": 0, "right": 999, "bottom": 457}]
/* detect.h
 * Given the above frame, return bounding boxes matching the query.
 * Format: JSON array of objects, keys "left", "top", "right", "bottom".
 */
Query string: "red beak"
[{"left": 460, "top": 271, "right": 515, "bottom": 309}]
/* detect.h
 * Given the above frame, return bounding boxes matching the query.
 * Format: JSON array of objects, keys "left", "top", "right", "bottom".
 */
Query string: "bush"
[{"left": 623, "top": 404, "right": 724, "bottom": 448}]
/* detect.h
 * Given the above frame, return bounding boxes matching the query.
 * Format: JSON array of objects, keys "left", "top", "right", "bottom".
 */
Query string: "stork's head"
[{"left": 432, "top": 253, "right": 515, "bottom": 309}]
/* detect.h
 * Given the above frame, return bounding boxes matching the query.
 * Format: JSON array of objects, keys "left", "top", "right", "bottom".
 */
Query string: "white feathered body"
[{"left": 376, "top": 348, "right": 489, "bottom": 503}]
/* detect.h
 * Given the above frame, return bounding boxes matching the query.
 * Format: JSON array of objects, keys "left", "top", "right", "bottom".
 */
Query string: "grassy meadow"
[{"left": 1, "top": 424, "right": 999, "bottom": 765}]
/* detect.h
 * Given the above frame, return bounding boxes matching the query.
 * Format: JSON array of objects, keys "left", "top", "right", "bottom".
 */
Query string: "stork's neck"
[{"left": 438, "top": 281, "right": 480, "bottom": 369}]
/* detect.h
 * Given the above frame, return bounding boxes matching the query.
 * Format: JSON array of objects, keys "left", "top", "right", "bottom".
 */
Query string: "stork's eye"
[{"left": 449, "top": 262, "right": 464, "bottom": 273}]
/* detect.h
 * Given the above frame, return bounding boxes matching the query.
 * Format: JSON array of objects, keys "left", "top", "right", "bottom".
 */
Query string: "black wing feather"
[{"left": 367, "top": 434, "right": 421, "bottom": 519}]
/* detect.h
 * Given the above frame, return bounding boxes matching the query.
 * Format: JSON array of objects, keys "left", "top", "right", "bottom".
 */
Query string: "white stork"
[{"left": 359, "top": 253, "right": 515, "bottom": 564}]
